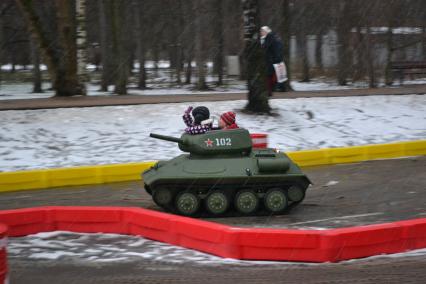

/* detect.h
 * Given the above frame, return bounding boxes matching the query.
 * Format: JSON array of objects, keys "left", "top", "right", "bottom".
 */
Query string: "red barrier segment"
[
  {"left": 0, "top": 206, "right": 425, "bottom": 263},
  {"left": 0, "top": 224, "right": 8, "bottom": 284},
  {"left": 398, "top": 219, "right": 426, "bottom": 249},
  {"left": 250, "top": 133, "right": 268, "bottom": 148}
]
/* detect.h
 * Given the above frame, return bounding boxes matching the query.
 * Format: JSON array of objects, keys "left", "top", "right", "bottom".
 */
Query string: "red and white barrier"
[
  {"left": 250, "top": 133, "right": 268, "bottom": 148},
  {"left": 0, "top": 224, "right": 8, "bottom": 284},
  {"left": 0, "top": 206, "right": 425, "bottom": 263}
]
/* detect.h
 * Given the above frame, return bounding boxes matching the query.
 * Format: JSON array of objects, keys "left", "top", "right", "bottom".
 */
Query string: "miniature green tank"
[{"left": 142, "top": 129, "right": 312, "bottom": 217}]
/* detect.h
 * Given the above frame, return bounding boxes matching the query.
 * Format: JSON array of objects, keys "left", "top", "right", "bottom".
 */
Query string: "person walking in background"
[{"left": 260, "top": 26, "right": 286, "bottom": 96}]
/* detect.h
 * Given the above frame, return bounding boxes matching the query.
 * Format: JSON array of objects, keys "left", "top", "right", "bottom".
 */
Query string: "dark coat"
[{"left": 261, "top": 32, "right": 284, "bottom": 76}]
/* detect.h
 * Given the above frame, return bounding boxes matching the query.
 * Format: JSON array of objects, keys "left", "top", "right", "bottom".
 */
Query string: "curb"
[
  {"left": 0, "top": 162, "right": 155, "bottom": 193},
  {"left": 0, "top": 206, "right": 425, "bottom": 263},
  {"left": 0, "top": 140, "right": 425, "bottom": 193}
]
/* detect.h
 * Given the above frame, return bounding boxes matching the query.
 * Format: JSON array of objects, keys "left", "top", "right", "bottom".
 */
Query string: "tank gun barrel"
[{"left": 150, "top": 133, "right": 184, "bottom": 144}]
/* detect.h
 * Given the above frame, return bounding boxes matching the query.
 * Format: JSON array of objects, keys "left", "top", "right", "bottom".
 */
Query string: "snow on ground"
[
  {"left": 7, "top": 231, "right": 426, "bottom": 265},
  {"left": 0, "top": 95, "right": 425, "bottom": 172},
  {"left": 0, "top": 82, "right": 53, "bottom": 100},
  {"left": 0, "top": 61, "right": 189, "bottom": 72},
  {"left": 0, "top": 81, "right": 247, "bottom": 100},
  {"left": 7, "top": 231, "right": 287, "bottom": 266}
]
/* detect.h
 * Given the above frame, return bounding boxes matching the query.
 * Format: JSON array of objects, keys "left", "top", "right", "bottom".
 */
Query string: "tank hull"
[{"left": 143, "top": 148, "right": 311, "bottom": 216}]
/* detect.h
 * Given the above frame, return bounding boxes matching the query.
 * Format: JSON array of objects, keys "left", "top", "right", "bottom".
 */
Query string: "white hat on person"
[{"left": 260, "top": 26, "right": 272, "bottom": 33}]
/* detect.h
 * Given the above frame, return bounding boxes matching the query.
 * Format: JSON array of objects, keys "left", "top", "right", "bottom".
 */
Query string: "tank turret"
[
  {"left": 142, "top": 129, "right": 312, "bottom": 217},
  {"left": 150, "top": 128, "right": 253, "bottom": 155}
]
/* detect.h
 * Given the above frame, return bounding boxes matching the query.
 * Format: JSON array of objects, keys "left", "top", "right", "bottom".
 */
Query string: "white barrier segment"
[{"left": 251, "top": 138, "right": 268, "bottom": 145}]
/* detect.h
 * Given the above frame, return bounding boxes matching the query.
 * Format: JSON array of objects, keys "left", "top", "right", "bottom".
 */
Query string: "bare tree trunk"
[
  {"left": 213, "top": 0, "right": 224, "bottom": 85},
  {"left": 0, "top": 4, "right": 3, "bottom": 86},
  {"left": 167, "top": 5, "right": 177, "bottom": 84},
  {"left": 30, "top": 35, "right": 42, "bottom": 92},
  {"left": 194, "top": 0, "right": 208, "bottom": 90},
  {"left": 98, "top": 0, "right": 113, "bottom": 91},
  {"left": 242, "top": 0, "right": 270, "bottom": 113},
  {"left": 175, "top": 44, "right": 183, "bottom": 85},
  {"left": 422, "top": 26, "right": 426, "bottom": 61},
  {"left": 175, "top": 0, "right": 184, "bottom": 85},
  {"left": 419, "top": 4, "right": 426, "bottom": 61},
  {"left": 168, "top": 45, "right": 176, "bottom": 69},
  {"left": 153, "top": 41, "right": 159, "bottom": 77},
  {"left": 297, "top": 34, "right": 310, "bottom": 82},
  {"left": 55, "top": 0, "right": 84, "bottom": 96},
  {"left": 384, "top": 1, "right": 400, "bottom": 86},
  {"left": 11, "top": 54, "right": 16, "bottom": 73},
  {"left": 166, "top": 1, "right": 182, "bottom": 85},
  {"left": 384, "top": 28, "right": 394, "bottom": 86},
  {"left": 352, "top": 26, "right": 365, "bottom": 82},
  {"left": 365, "top": 26, "right": 376, "bottom": 88},
  {"left": 280, "top": 0, "right": 292, "bottom": 91},
  {"left": 16, "top": 0, "right": 84, "bottom": 96},
  {"left": 76, "top": 0, "right": 87, "bottom": 95},
  {"left": 15, "top": 0, "right": 59, "bottom": 90},
  {"left": 336, "top": 1, "right": 352, "bottom": 86},
  {"left": 182, "top": 0, "right": 194, "bottom": 85},
  {"left": 112, "top": 0, "right": 129, "bottom": 95},
  {"left": 185, "top": 57, "right": 192, "bottom": 84},
  {"left": 133, "top": 0, "right": 147, "bottom": 89},
  {"left": 315, "top": 33, "right": 323, "bottom": 71}
]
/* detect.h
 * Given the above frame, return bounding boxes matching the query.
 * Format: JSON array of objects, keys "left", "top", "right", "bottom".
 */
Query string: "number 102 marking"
[{"left": 215, "top": 138, "right": 232, "bottom": 146}]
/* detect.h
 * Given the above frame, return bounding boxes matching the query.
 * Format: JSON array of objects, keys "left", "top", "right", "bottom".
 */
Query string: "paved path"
[
  {"left": 2, "top": 157, "right": 426, "bottom": 283},
  {"left": 1, "top": 157, "right": 425, "bottom": 229},
  {"left": 1, "top": 84, "right": 425, "bottom": 110},
  {"left": 8, "top": 254, "right": 426, "bottom": 284}
]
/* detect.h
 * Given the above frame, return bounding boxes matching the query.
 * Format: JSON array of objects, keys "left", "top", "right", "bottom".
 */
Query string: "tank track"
[{"left": 145, "top": 182, "right": 309, "bottom": 218}]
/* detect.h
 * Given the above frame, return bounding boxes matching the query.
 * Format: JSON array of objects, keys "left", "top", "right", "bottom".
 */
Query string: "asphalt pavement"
[
  {"left": 2, "top": 157, "right": 426, "bottom": 283},
  {"left": 1, "top": 84, "right": 425, "bottom": 110},
  {"left": 1, "top": 157, "right": 425, "bottom": 229}
]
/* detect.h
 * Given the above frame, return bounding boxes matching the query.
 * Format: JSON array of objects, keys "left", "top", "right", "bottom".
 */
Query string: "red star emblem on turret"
[{"left": 204, "top": 138, "right": 214, "bottom": 147}]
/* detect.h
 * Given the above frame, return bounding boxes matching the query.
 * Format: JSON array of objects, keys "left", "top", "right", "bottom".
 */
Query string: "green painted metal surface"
[{"left": 143, "top": 129, "right": 311, "bottom": 216}]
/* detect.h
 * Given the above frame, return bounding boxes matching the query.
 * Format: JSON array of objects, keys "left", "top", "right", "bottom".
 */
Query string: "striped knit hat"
[{"left": 220, "top": 111, "right": 236, "bottom": 126}]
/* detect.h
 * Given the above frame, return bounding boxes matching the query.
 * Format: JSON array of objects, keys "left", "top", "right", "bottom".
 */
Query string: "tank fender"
[{"left": 302, "top": 176, "right": 313, "bottom": 186}]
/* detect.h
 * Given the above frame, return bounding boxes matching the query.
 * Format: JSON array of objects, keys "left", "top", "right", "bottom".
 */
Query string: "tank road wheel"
[
  {"left": 175, "top": 192, "right": 200, "bottom": 216},
  {"left": 264, "top": 188, "right": 288, "bottom": 213},
  {"left": 287, "top": 185, "right": 305, "bottom": 202},
  {"left": 234, "top": 190, "right": 259, "bottom": 214},
  {"left": 153, "top": 188, "right": 173, "bottom": 207},
  {"left": 205, "top": 191, "right": 230, "bottom": 215}
]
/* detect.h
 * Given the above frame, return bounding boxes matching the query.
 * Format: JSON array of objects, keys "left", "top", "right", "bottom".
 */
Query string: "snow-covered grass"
[
  {"left": 0, "top": 95, "right": 425, "bottom": 172},
  {"left": 0, "top": 81, "right": 247, "bottom": 100},
  {"left": 7, "top": 231, "right": 426, "bottom": 265},
  {"left": 0, "top": 82, "right": 53, "bottom": 100}
]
